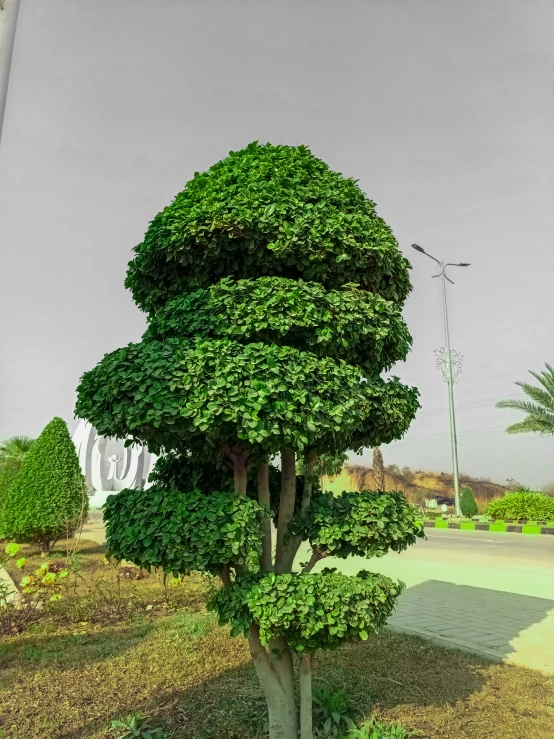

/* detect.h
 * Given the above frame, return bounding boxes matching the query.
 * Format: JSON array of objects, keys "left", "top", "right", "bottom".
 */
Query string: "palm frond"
[
  {"left": 497, "top": 362, "right": 554, "bottom": 437},
  {"left": 506, "top": 417, "right": 554, "bottom": 435},
  {"left": 528, "top": 364, "right": 554, "bottom": 396},
  {"left": 513, "top": 382, "right": 554, "bottom": 411},
  {"left": 496, "top": 399, "right": 554, "bottom": 419}
]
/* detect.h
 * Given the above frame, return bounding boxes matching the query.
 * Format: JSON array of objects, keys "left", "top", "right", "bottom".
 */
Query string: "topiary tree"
[
  {"left": 1, "top": 417, "right": 88, "bottom": 553},
  {"left": 75, "top": 142, "right": 423, "bottom": 739},
  {"left": 460, "top": 486, "right": 478, "bottom": 518}
]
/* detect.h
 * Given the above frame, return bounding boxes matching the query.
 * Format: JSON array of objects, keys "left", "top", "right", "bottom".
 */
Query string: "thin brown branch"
[
  {"left": 219, "top": 564, "right": 231, "bottom": 587},
  {"left": 301, "top": 549, "right": 327, "bottom": 574},
  {"left": 258, "top": 460, "right": 273, "bottom": 571},
  {"left": 274, "top": 449, "right": 296, "bottom": 574}
]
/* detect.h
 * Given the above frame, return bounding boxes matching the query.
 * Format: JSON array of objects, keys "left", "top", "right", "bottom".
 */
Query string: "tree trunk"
[
  {"left": 258, "top": 460, "right": 273, "bottom": 571},
  {"left": 248, "top": 625, "right": 298, "bottom": 739},
  {"left": 229, "top": 448, "right": 249, "bottom": 495},
  {"left": 275, "top": 449, "right": 296, "bottom": 574},
  {"left": 373, "top": 447, "right": 386, "bottom": 491},
  {"left": 299, "top": 653, "right": 313, "bottom": 739}
]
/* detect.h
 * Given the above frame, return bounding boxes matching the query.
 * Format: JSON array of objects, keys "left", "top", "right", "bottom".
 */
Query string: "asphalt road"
[{"left": 412, "top": 527, "right": 554, "bottom": 562}]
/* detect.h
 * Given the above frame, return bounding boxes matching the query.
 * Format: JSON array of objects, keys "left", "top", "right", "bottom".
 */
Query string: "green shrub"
[
  {"left": 485, "top": 491, "right": 554, "bottom": 521},
  {"left": 0, "top": 460, "right": 20, "bottom": 535},
  {"left": 1, "top": 418, "right": 88, "bottom": 552},
  {"left": 460, "top": 487, "right": 478, "bottom": 517}
]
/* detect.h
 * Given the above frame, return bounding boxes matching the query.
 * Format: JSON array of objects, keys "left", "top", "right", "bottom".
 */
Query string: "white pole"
[
  {"left": 411, "top": 244, "right": 469, "bottom": 518},
  {"left": 440, "top": 269, "right": 462, "bottom": 517},
  {"left": 0, "top": 0, "right": 21, "bottom": 147}
]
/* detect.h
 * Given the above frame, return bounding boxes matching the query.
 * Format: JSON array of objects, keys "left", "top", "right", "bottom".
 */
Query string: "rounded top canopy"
[{"left": 125, "top": 142, "right": 412, "bottom": 313}]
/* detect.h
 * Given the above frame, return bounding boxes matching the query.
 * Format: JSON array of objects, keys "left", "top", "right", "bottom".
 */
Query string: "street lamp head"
[
  {"left": 458, "top": 263, "right": 471, "bottom": 267},
  {"left": 411, "top": 244, "right": 425, "bottom": 253}
]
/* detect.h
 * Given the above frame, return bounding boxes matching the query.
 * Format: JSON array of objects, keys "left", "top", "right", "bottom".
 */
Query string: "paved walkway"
[{"left": 314, "top": 529, "right": 554, "bottom": 674}]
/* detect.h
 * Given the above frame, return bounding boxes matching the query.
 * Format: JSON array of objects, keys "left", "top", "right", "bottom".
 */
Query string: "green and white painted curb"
[{"left": 420, "top": 519, "right": 554, "bottom": 535}]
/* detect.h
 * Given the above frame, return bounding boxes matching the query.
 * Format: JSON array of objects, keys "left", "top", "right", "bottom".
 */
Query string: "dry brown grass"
[
  {"left": 0, "top": 616, "right": 553, "bottom": 739},
  {"left": 2, "top": 540, "right": 554, "bottom": 738}
]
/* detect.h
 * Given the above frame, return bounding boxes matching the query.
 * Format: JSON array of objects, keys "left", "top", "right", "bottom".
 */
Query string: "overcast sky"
[{"left": 0, "top": 0, "right": 553, "bottom": 489}]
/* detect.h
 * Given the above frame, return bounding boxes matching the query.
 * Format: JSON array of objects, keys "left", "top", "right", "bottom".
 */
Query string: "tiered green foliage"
[
  {"left": 460, "top": 486, "right": 478, "bottom": 518},
  {"left": 75, "top": 142, "right": 422, "bottom": 739},
  {"left": 1, "top": 418, "right": 88, "bottom": 552},
  {"left": 486, "top": 491, "right": 554, "bottom": 521},
  {"left": 290, "top": 490, "right": 423, "bottom": 559},
  {"left": 104, "top": 485, "right": 267, "bottom": 576}
]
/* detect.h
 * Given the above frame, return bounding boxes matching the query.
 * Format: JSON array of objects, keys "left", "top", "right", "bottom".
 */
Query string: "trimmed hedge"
[{"left": 485, "top": 491, "right": 554, "bottom": 522}]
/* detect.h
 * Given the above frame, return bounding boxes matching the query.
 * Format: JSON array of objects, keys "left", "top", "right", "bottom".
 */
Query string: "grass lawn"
[{"left": 1, "top": 541, "right": 554, "bottom": 738}]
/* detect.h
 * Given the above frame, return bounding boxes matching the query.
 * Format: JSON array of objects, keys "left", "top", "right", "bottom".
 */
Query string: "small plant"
[
  {"left": 110, "top": 715, "right": 164, "bottom": 739},
  {"left": 4, "top": 542, "right": 20, "bottom": 558},
  {"left": 313, "top": 687, "right": 355, "bottom": 738},
  {"left": 0, "top": 581, "right": 42, "bottom": 635},
  {"left": 460, "top": 487, "right": 478, "bottom": 517},
  {"left": 343, "top": 718, "right": 420, "bottom": 738}
]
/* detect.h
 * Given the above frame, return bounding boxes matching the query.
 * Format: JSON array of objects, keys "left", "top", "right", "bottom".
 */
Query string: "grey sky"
[{"left": 1, "top": 0, "right": 553, "bottom": 489}]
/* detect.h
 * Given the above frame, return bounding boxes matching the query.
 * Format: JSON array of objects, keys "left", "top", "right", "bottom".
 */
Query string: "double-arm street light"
[{"left": 411, "top": 243, "right": 470, "bottom": 517}]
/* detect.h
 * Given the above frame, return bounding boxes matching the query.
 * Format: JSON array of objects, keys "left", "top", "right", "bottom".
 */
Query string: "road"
[{"left": 306, "top": 528, "right": 554, "bottom": 599}]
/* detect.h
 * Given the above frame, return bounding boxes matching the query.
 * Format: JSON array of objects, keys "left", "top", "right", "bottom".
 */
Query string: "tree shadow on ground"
[
  {"left": 2, "top": 613, "right": 554, "bottom": 739},
  {"left": 7, "top": 627, "right": 493, "bottom": 739},
  {"left": 387, "top": 580, "right": 554, "bottom": 659}
]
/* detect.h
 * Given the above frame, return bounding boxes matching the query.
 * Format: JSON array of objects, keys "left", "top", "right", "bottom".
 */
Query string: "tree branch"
[
  {"left": 219, "top": 564, "right": 231, "bottom": 587},
  {"left": 286, "top": 450, "right": 317, "bottom": 571},
  {"left": 258, "top": 460, "right": 273, "bottom": 571},
  {"left": 274, "top": 449, "right": 296, "bottom": 574},
  {"left": 301, "top": 549, "right": 327, "bottom": 574}
]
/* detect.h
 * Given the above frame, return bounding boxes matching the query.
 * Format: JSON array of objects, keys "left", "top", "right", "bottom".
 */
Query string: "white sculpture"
[{"left": 72, "top": 419, "right": 158, "bottom": 496}]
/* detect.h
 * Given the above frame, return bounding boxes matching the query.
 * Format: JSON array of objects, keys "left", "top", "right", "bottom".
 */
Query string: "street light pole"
[
  {"left": 411, "top": 243, "right": 470, "bottom": 517},
  {"left": 0, "top": 0, "right": 21, "bottom": 147}
]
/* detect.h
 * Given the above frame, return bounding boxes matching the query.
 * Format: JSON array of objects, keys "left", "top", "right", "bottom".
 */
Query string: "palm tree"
[
  {"left": 372, "top": 447, "right": 386, "bottom": 490},
  {"left": 496, "top": 363, "right": 554, "bottom": 436},
  {"left": 0, "top": 435, "right": 35, "bottom": 469}
]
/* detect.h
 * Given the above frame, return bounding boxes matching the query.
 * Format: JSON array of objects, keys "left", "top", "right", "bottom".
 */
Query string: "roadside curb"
[{"left": 420, "top": 519, "right": 554, "bottom": 535}]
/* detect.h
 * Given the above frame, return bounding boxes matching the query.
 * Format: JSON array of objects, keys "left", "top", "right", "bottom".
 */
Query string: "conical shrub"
[
  {"left": 0, "top": 460, "right": 21, "bottom": 536},
  {"left": 1, "top": 417, "right": 88, "bottom": 552},
  {"left": 460, "top": 486, "right": 478, "bottom": 517}
]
